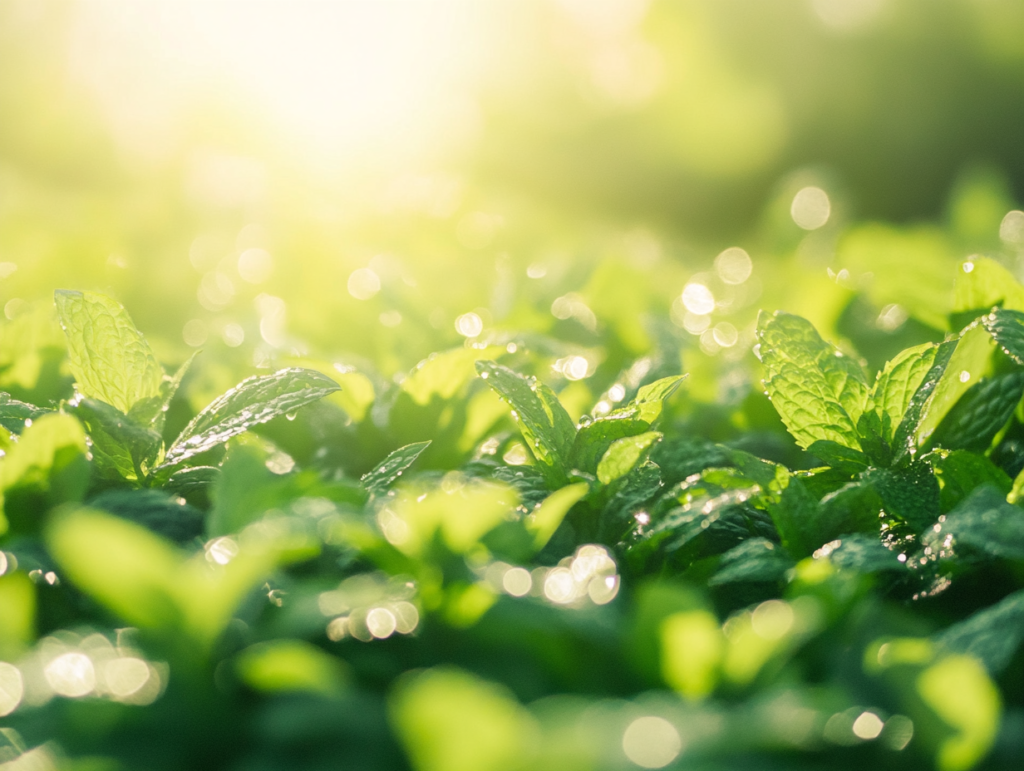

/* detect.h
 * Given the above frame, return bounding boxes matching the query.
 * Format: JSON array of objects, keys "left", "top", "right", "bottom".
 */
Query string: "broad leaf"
[
  {"left": 570, "top": 414, "right": 650, "bottom": 475},
  {"left": 128, "top": 350, "right": 198, "bottom": 432},
  {"left": 476, "top": 361, "right": 576, "bottom": 484},
  {"left": 708, "top": 538, "right": 792, "bottom": 586},
  {"left": 54, "top": 290, "right": 164, "bottom": 414},
  {"left": 160, "top": 367, "right": 340, "bottom": 469},
  {"left": 953, "top": 256, "right": 1024, "bottom": 314},
  {"left": 618, "top": 375, "right": 686, "bottom": 423},
  {"left": 89, "top": 488, "right": 205, "bottom": 545},
  {"left": 526, "top": 482, "right": 588, "bottom": 550},
  {"left": 921, "top": 485, "right": 1024, "bottom": 562},
  {"left": 757, "top": 311, "right": 869, "bottom": 451},
  {"left": 864, "top": 461, "right": 940, "bottom": 533},
  {"left": 361, "top": 441, "right": 432, "bottom": 497},
  {"left": 403, "top": 347, "right": 501, "bottom": 406},
  {"left": 926, "top": 450, "right": 1012, "bottom": 512},
  {"left": 891, "top": 339, "right": 958, "bottom": 462}
]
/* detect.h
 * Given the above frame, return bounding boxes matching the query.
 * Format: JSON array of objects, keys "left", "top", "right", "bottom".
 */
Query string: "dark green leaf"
[
  {"left": 982, "top": 307, "right": 1024, "bottom": 365},
  {"left": 927, "top": 449, "right": 1013, "bottom": 512},
  {"left": 935, "top": 588, "right": 1024, "bottom": 673},
  {"left": 160, "top": 367, "right": 340, "bottom": 470},
  {"left": 921, "top": 485, "right": 1024, "bottom": 562},
  {"left": 757, "top": 311, "right": 870, "bottom": 451},
  {"left": 708, "top": 538, "right": 793, "bottom": 586},
  {"left": 930, "top": 371, "right": 1024, "bottom": 452},
  {"left": 826, "top": 533, "right": 905, "bottom": 573},
  {"left": 807, "top": 440, "right": 870, "bottom": 474},
  {"left": 89, "top": 488, "right": 205, "bottom": 545},
  {"left": 362, "top": 441, "right": 431, "bottom": 497},
  {"left": 864, "top": 461, "right": 940, "bottom": 533},
  {"left": 0, "top": 392, "right": 51, "bottom": 434}
]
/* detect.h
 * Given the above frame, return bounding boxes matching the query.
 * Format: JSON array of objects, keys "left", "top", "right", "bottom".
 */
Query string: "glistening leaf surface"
[
  {"left": 982, "top": 307, "right": 1024, "bottom": 365},
  {"left": 54, "top": 290, "right": 164, "bottom": 414},
  {"left": 757, "top": 311, "right": 869, "bottom": 450},
  {"left": 161, "top": 368, "right": 339, "bottom": 469},
  {"left": 362, "top": 441, "right": 431, "bottom": 497}
]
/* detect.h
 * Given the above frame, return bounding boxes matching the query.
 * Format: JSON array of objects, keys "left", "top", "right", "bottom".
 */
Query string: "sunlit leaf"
[
  {"left": 871, "top": 342, "right": 943, "bottom": 446},
  {"left": 476, "top": 360, "right": 576, "bottom": 484},
  {"left": 362, "top": 441, "right": 431, "bottom": 497},
  {"left": 660, "top": 610, "right": 723, "bottom": 700},
  {"left": 526, "top": 482, "right": 588, "bottom": 550},
  {"left": 596, "top": 430, "right": 661, "bottom": 486},
  {"left": 71, "top": 397, "right": 163, "bottom": 481},
  {"left": 757, "top": 311, "right": 869, "bottom": 450},
  {"left": 235, "top": 640, "right": 349, "bottom": 696},
  {"left": 917, "top": 656, "right": 1001, "bottom": 771},
  {"left": 0, "top": 572, "right": 34, "bottom": 659},
  {"left": 389, "top": 667, "right": 537, "bottom": 771},
  {"left": 160, "top": 367, "right": 340, "bottom": 469},
  {"left": 54, "top": 290, "right": 164, "bottom": 414},
  {"left": 0, "top": 393, "right": 51, "bottom": 435},
  {"left": 953, "top": 256, "right": 1024, "bottom": 314}
]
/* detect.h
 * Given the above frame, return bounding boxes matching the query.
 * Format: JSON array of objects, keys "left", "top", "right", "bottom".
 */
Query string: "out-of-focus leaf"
[
  {"left": 757, "top": 311, "right": 869, "bottom": 450},
  {"left": 383, "top": 479, "right": 518, "bottom": 556},
  {"left": 476, "top": 361, "right": 576, "bottom": 484},
  {"left": 916, "top": 656, "right": 1001, "bottom": 771},
  {"left": 71, "top": 397, "right": 163, "bottom": 481},
  {"left": 0, "top": 393, "right": 50, "bottom": 435},
  {"left": 127, "top": 350, "right": 197, "bottom": 432},
  {"left": 708, "top": 538, "right": 793, "bottom": 586},
  {"left": 89, "top": 488, "right": 204, "bottom": 545},
  {"left": 165, "top": 465, "right": 221, "bottom": 499},
  {"left": 235, "top": 640, "right": 349, "bottom": 696},
  {"left": 389, "top": 667, "right": 537, "bottom": 771},
  {"left": 403, "top": 347, "right": 501, "bottom": 406},
  {"left": 930, "top": 371, "right": 1024, "bottom": 452},
  {"left": 921, "top": 485, "right": 1024, "bottom": 561},
  {"left": 54, "top": 290, "right": 164, "bottom": 414},
  {"left": 0, "top": 572, "right": 34, "bottom": 659},
  {"left": 935, "top": 588, "right": 1024, "bottom": 674},
  {"left": 596, "top": 431, "right": 661, "bottom": 486},
  {"left": 160, "top": 367, "right": 340, "bottom": 469},
  {"left": 982, "top": 307, "right": 1024, "bottom": 365},
  {"left": 660, "top": 609, "right": 723, "bottom": 700},
  {"left": 953, "top": 256, "right": 1024, "bottom": 314},
  {"left": 526, "top": 482, "right": 588, "bottom": 550},
  {"left": 826, "top": 533, "right": 905, "bottom": 573},
  {"left": 362, "top": 441, "right": 431, "bottom": 497}
]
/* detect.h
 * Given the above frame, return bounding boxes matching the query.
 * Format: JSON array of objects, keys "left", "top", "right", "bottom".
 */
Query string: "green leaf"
[
  {"left": 622, "top": 374, "right": 686, "bottom": 423},
  {"left": 476, "top": 361, "right": 576, "bottom": 484},
  {"left": 235, "top": 640, "right": 349, "bottom": 696},
  {"left": 403, "top": 347, "right": 501, "bottom": 406},
  {"left": 953, "top": 256, "right": 1024, "bottom": 314},
  {"left": 54, "top": 290, "right": 164, "bottom": 414},
  {"left": 927, "top": 450, "right": 1012, "bottom": 512},
  {"left": 871, "top": 342, "right": 944, "bottom": 446},
  {"left": 935, "top": 588, "right": 1024, "bottom": 674},
  {"left": 89, "top": 488, "right": 204, "bottom": 545},
  {"left": 71, "top": 397, "right": 163, "bottom": 481},
  {"left": 708, "top": 538, "right": 792, "bottom": 586},
  {"left": 389, "top": 667, "right": 537, "bottom": 771},
  {"left": 757, "top": 311, "right": 870, "bottom": 451},
  {"left": 912, "top": 324, "right": 996, "bottom": 451},
  {"left": 806, "top": 440, "right": 870, "bottom": 473},
  {"left": 826, "top": 533, "right": 905, "bottom": 573},
  {"left": 361, "top": 441, "right": 431, "bottom": 497},
  {"left": 922, "top": 486, "right": 1024, "bottom": 562},
  {"left": 0, "top": 393, "right": 51, "bottom": 434},
  {"left": 865, "top": 461, "right": 940, "bottom": 533},
  {"left": 891, "top": 339, "right": 959, "bottom": 462},
  {"left": 569, "top": 414, "right": 650, "bottom": 475},
  {"left": 982, "top": 307, "right": 1024, "bottom": 365},
  {"left": 127, "top": 350, "right": 197, "bottom": 432},
  {"left": 596, "top": 431, "right": 661, "bottom": 485},
  {"left": 930, "top": 371, "right": 1024, "bottom": 452},
  {"left": 160, "top": 367, "right": 340, "bottom": 470},
  {"left": 526, "top": 482, "right": 588, "bottom": 550}
]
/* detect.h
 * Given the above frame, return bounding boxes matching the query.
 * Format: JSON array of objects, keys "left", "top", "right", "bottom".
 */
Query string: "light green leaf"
[
  {"left": 0, "top": 412, "right": 88, "bottom": 493},
  {"left": 628, "top": 375, "right": 687, "bottom": 423},
  {"left": 757, "top": 311, "right": 870, "bottom": 450},
  {"left": 569, "top": 414, "right": 650, "bottom": 475},
  {"left": 476, "top": 361, "right": 576, "bottom": 483},
  {"left": 917, "top": 656, "right": 1001, "bottom": 771},
  {"left": 128, "top": 350, "right": 198, "bottom": 432},
  {"left": 235, "top": 640, "right": 349, "bottom": 696},
  {"left": 526, "top": 482, "right": 588, "bottom": 550},
  {"left": 913, "top": 323, "right": 996, "bottom": 450},
  {"left": 362, "top": 441, "right": 431, "bottom": 497},
  {"left": 54, "top": 290, "right": 164, "bottom": 414},
  {"left": 660, "top": 610, "right": 723, "bottom": 701},
  {"left": 953, "top": 256, "right": 1024, "bottom": 314},
  {"left": 871, "top": 342, "right": 943, "bottom": 446},
  {"left": 597, "top": 431, "right": 661, "bottom": 485},
  {"left": 389, "top": 667, "right": 537, "bottom": 771},
  {"left": 71, "top": 397, "right": 163, "bottom": 481},
  {"left": 160, "top": 367, "right": 340, "bottom": 469},
  {"left": 403, "top": 347, "right": 501, "bottom": 406}
]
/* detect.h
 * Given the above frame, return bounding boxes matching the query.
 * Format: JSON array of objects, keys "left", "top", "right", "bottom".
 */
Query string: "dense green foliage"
[{"left": 0, "top": 256, "right": 1021, "bottom": 771}]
